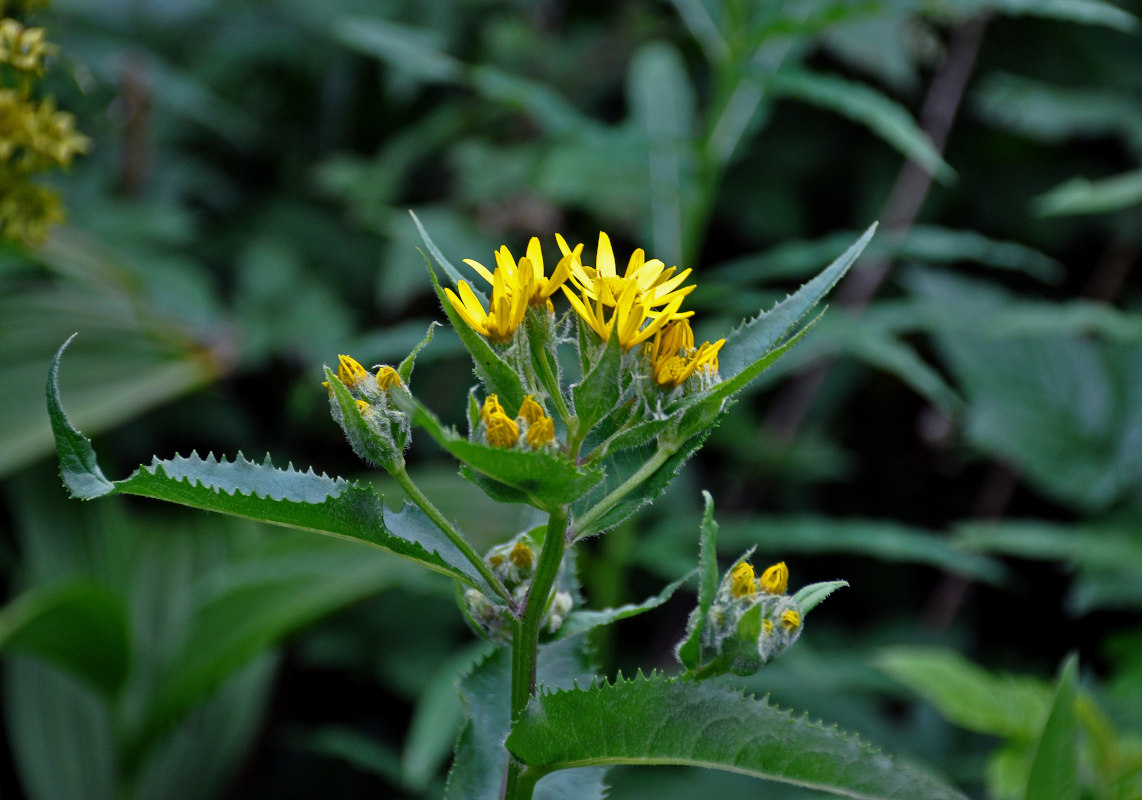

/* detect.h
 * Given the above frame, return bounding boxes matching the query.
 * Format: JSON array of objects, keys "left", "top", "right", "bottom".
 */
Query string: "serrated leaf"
[
  {"left": 0, "top": 581, "right": 129, "bottom": 698},
  {"left": 556, "top": 571, "right": 692, "bottom": 640},
  {"left": 393, "top": 389, "right": 603, "bottom": 509},
  {"left": 1026, "top": 655, "right": 1080, "bottom": 800},
  {"left": 572, "top": 334, "right": 623, "bottom": 434},
  {"left": 446, "top": 639, "right": 606, "bottom": 800},
  {"left": 48, "top": 339, "right": 489, "bottom": 592},
  {"left": 875, "top": 647, "right": 1050, "bottom": 740},
  {"left": 793, "top": 580, "right": 848, "bottom": 614},
  {"left": 771, "top": 71, "right": 953, "bottom": 182},
  {"left": 398, "top": 321, "right": 440, "bottom": 384},
  {"left": 418, "top": 245, "right": 527, "bottom": 412},
  {"left": 677, "top": 491, "right": 719, "bottom": 670},
  {"left": 720, "top": 224, "right": 877, "bottom": 382},
  {"left": 507, "top": 673, "right": 968, "bottom": 799}
]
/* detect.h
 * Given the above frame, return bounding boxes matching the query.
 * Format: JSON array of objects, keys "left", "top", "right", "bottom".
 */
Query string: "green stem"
[
  {"left": 537, "top": 345, "right": 574, "bottom": 430},
  {"left": 570, "top": 440, "right": 679, "bottom": 541},
  {"left": 390, "top": 463, "right": 515, "bottom": 609},
  {"left": 504, "top": 505, "right": 569, "bottom": 800}
]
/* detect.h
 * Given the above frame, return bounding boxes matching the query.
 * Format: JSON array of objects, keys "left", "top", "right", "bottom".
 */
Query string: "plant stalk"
[
  {"left": 570, "top": 439, "right": 679, "bottom": 541},
  {"left": 390, "top": 464, "right": 516, "bottom": 609},
  {"left": 503, "top": 504, "right": 569, "bottom": 800}
]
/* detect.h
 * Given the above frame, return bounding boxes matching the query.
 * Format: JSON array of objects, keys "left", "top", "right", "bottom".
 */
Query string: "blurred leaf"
[
  {"left": 770, "top": 71, "right": 953, "bottom": 182},
  {"left": 1033, "top": 168, "right": 1142, "bottom": 217},
  {"left": 332, "top": 16, "right": 462, "bottom": 83},
  {"left": 294, "top": 725, "right": 406, "bottom": 785},
  {"left": 0, "top": 581, "right": 129, "bottom": 698},
  {"left": 507, "top": 673, "right": 969, "bottom": 799},
  {"left": 928, "top": 0, "right": 1138, "bottom": 32},
  {"left": 1025, "top": 655, "right": 1080, "bottom": 800},
  {"left": 876, "top": 647, "right": 1050, "bottom": 740},
  {"left": 793, "top": 580, "right": 849, "bottom": 614}
]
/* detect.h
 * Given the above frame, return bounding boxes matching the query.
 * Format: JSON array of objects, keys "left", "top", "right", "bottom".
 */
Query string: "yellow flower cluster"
[
  {"left": 479, "top": 394, "right": 556, "bottom": 450},
  {"left": 321, "top": 355, "right": 402, "bottom": 396},
  {"left": 0, "top": 13, "right": 89, "bottom": 244},
  {"left": 446, "top": 232, "right": 725, "bottom": 391},
  {"left": 729, "top": 560, "right": 790, "bottom": 599}
]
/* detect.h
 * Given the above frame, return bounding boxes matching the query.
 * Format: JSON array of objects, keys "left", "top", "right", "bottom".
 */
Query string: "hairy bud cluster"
[
  {"left": 324, "top": 355, "right": 410, "bottom": 465},
  {"left": 473, "top": 394, "right": 556, "bottom": 451},
  {"left": 462, "top": 533, "right": 574, "bottom": 643},
  {"left": 680, "top": 555, "right": 804, "bottom": 677}
]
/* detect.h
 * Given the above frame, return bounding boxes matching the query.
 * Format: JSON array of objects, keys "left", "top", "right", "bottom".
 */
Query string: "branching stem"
[{"left": 571, "top": 439, "right": 679, "bottom": 541}]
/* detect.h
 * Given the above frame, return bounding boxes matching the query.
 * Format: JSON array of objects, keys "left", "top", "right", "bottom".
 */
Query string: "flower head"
[
  {"left": 730, "top": 562, "right": 757, "bottom": 598},
  {"left": 337, "top": 355, "right": 369, "bottom": 388},
  {"left": 444, "top": 263, "right": 529, "bottom": 343},
  {"left": 646, "top": 320, "right": 725, "bottom": 389},
  {"left": 460, "top": 237, "right": 578, "bottom": 312},
  {"left": 563, "top": 279, "right": 685, "bottom": 350},
  {"left": 558, "top": 231, "right": 696, "bottom": 311},
  {"left": 485, "top": 409, "right": 520, "bottom": 448}
]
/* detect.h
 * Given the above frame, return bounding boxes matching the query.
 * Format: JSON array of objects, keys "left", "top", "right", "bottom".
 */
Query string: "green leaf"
[
  {"left": 48, "top": 339, "right": 489, "bottom": 591},
  {"left": 1033, "top": 168, "right": 1142, "bottom": 217},
  {"left": 770, "top": 71, "right": 954, "bottom": 182},
  {"left": 446, "top": 639, "right": 606, "bottom": 800},
  {"left": 398, "top": 321, "right": 440, "bottom": 384},
  {"left": 393, "top": 389, "right": 603, "bottom": 509},
  {"left": 556, "top": 572, "right": 692, "bottom": 640},
  {"left": 332, "top": 17, "right": 462, "bottom": 84},
  {"left": 677, "top": 491, "right": 719, "bottom": 670},
  {"left": 572, "top": 334, "right": 623, "bottom": 434},
  {"left": 0, "top": 581, "right": 129, "bottom": 698},
  {"left": 932, "top": 0, "right": 1138, "bottom": 32},
  {"left": 793, "top": 580, "right": 848, "bottom": 614},
  {"left": 415, "top": 230, "right": 527, "bottom": 412},
  {"left": 507, "top": 673, "right": 968, "bottom": 799},
  {"left": 875, "top": 647, "right": 1050, "bottom": 740},
  {"left": 1025, "top": 655, "right": 1080, "bottom": 800},
  {"left": 719, "top": 224, "right": 877, "bottom": 382}
]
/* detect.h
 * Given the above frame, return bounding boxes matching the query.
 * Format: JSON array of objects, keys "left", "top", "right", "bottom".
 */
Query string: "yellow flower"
[
  {"left": 480, "top": 394, "right": 505, "bottom": 424},
  {"left": 526, "top": 415, "right": 555, "bottom": 449},
  {"left": 780, "top": 609, "right": 801, "bottom": 631},
  {"left": 444, "top": 263, "right": 529, "bottom": 343},
  {"left": 485, "top": 409, "right": 519, "bottom": 448},
  {"left": 354, "top": 399, "right": 372, "bottom": 416},
  {"left": 759, "top": 562, "right": 788, "bottom": 595},
  {"left": 763, "top": 618, "right": 774, "bottom": 635},
  {"left": 0, "top": 20, "right": 56, "bottom": 75},
  {"left": 563, "top": 280, "right": 684, "bottom": 350},
  {"left": 376, "top": 365, "right": 401, "bottom": 390},
  {"left": 558, "top": 231, "right": 696, "bottom": 312},
  {"left": 462, "top": 237, "right": 578, "bottom": 311},
  {"left": 517, "top": 395, "right": 545, "bottom": 426},
  {"left": 509, "top": 541, "right": 534, "bottom": 569},
  {"left": 337, "top": 355, "right": 369, "bottom": 388},
  {"left": 730, "top": 562, "right": 757, "bottom": 598},
  {"left": 646, "top": 320, "right": 725, "bottom": 389}
]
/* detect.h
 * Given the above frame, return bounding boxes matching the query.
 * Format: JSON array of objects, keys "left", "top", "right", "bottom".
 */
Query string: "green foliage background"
[{"left": 3, "top": 0, "right": 1142, "bottom": 797}]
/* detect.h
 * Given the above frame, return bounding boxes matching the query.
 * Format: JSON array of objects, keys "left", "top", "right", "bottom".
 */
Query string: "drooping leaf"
[
  {"left": 719, "top": 224, "right": 877, "bottom": 382},
  {"left": 556, "top": 571, "right": 692, "bottom": 640},
  {"left": 0, "top": 581, "right": 129, "bottom": 698},
  {"left": 48, "top": 338, "right": 489, "bottom": 591},
  {"left": 875, "top": 647, "right": 1050, "bottom": 740},
  {"left": 770, "top": 71, "right": 953, "bottom": 182},
  {"left": 1025, "top": 655, "right": 1080, "bottom": 800},
  {"left": 507, "top": 672, "right": 968, "bottom": 800},
  {"left": 392, "top": 388, "right": 603, "bottom": 509}
]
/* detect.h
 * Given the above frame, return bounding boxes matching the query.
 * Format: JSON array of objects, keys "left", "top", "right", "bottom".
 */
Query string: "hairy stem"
[
  {"left": 390, "top": 464, "right": 515, "bottom": 609},
  {"left": 504, "top": 505, "right": 569, "bottom": 800},
  {"left": 571, "top": 439, "right": 679, "bottom": 541}
]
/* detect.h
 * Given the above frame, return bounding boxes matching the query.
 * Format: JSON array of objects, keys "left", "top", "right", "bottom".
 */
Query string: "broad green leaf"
[
  {"left": 507, "top": 673, "right": 968, "bottom": 800},
  {"left": 719, "top": 224, "right": 876, "bottom": 382},
  {"left": 0, "top": 581, "right": 129, "bottom": 698},
  {"left": 556, "top": 572, "right": 692, "bottom": 640},
  {"left": 771, "top": 71, "right": 953, "bottom": 182},
  {"left": 1025, "top": 655, "right": 1080, "bottom": 800},
  {"left": 446, "top": 639, "right": 606, "bottom": 800},
  {"left": 416, "top": 236, "right": 527, "bottom": 412},
  {"left": 393, "top": 388, "right": 603, "bottom": 509},
  {"left": 875, "top": 647, "right": 1050, "bottom": 740},
  {"left": 48, "top": 338, "right": 488, "bottom": 591},
  {"left": 1033, "top": 168, "right": 1142, "bottom": 217},
  {"left": 140, "top": 540, "right": 413, "bottom": 739},
  {"left": 572, "top": 334, "right": 623, "bottom": 434},
  {"left": 677, "top": 491, "right": 719, "bottom": 670},
  {"left": 793, "top": 580, "right": 849, "bottom": 614}
]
